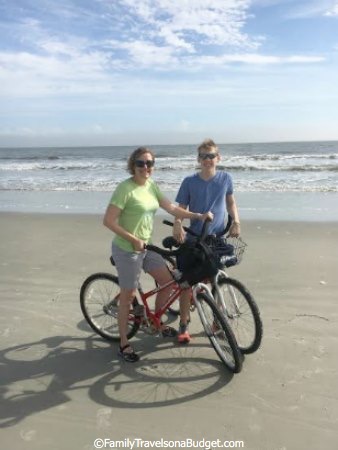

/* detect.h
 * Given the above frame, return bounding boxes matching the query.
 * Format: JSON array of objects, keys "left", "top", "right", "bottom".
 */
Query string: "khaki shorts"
[{"left": 111, "top": 243, "right": 167, "bottom": 289}]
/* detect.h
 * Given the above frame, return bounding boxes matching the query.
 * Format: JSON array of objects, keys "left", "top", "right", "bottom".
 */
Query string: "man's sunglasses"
[
  {"left": 135, "top": 159, "right": 155, "bottom": 168},
  {"left": 199, "top": 153, "right": 218, "bottom": 160}
]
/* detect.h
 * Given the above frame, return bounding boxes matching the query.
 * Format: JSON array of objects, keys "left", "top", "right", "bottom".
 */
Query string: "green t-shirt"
[{"left": 110, "top": 178, "right": 164, "bottom": 251}]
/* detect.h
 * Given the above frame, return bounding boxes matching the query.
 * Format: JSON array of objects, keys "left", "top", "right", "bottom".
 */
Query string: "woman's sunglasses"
[
  {"left": 135, "top": 159, "right": 155, "bottom": 168},
  {"left": 199, "top": 153, "right": 218, "bottom": 160}
]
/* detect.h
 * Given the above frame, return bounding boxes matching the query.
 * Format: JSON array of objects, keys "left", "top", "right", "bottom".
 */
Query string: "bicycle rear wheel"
[
  {"left": 195, "top": 291, "right": 242, "bottom": 373},
  {"left": 80, "top": 273, "right": 140, "bottom": 342},
  {"left": 213, "top": 276, "right": 262, "bottom": 354}
]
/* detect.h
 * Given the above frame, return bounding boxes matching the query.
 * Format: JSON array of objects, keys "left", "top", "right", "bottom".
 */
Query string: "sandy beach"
[{"left": 1, "top": 212, "right": 337, "bottom": 450}]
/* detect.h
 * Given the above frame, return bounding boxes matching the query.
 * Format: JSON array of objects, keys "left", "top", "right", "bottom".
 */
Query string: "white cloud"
[
  {"left": 0, "top": 49, "right": 114, "bottom": 97},
  {"left": 324, "top": 2, "right": 338, "bottom": 16},
  {"left": 108, "top": 39, "right": 178, "bottom": 66},
  {"left": 0, "top": 0, "right": 329, "bottom": 102},
  {"left": 118, "top": 0, "right": 259, "bottom": 50},
  {"left": 280, "top": 0, "right": 338, "bottom": 19},
  {"left": 196, "top": 53, "right": 325, "bottom": 65},
  {"left": 0, "top": 43, "right": 325, "bottom": 100},
  {"left": 158, "top": 28, "right": 195, "bottom": 53}
]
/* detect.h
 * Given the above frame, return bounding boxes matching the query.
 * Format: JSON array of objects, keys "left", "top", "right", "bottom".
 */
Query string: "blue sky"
[{"left": 0, "top": 0, "right": 338, "bottom": 146}]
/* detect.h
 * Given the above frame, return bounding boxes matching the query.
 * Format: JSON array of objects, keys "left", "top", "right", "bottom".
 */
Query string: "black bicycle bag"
[{"left": 176, "top": 240, "right": 219, "bottom": 286}]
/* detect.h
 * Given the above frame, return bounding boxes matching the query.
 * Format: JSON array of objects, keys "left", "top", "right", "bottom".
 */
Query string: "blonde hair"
[
  {"left": 127, "top": 147, "right": 155, "bottom": 175},
  {"left": 197, "top": 139, "right": 219, "bottom": 154}
]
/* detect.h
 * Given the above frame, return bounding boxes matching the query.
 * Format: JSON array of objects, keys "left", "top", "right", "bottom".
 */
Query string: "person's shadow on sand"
[{"left": 0, "top": 327, "right": 234, "bottom": 427}]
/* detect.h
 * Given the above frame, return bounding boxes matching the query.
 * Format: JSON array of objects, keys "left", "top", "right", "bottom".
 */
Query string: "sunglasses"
[
  {"left": 198, "top": 153, "right": 218, "bottom": 160},
  {"left": 135, "top": 159, "right": 155, "bottom": 168}
]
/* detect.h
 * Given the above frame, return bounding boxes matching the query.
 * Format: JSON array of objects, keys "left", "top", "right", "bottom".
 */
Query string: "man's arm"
[
  {"left": 173, "top": 203, "right": 187, "bottom": 243},
  {"left": 226, "top": 194, "right": 241, "bottom": 237}
]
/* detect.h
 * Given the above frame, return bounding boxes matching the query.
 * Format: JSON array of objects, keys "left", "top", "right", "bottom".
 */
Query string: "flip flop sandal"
[{"left": 118, "top": 344, "right": 140, "bottom": 362}]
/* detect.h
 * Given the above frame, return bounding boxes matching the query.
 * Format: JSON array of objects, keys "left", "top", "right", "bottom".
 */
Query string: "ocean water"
[{"left": 1, "top": 141, "right": 338, "bottom": 221}]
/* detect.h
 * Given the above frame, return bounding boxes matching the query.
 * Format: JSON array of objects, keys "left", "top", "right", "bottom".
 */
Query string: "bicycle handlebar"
[
  {"left": 145, "top": 218, "right": 212, "bottom": 256},
  {"left": 163, "top": 214, "right": 232, "bottom": 238},
  {"left": 223, "top": 214, "right": 233, "bottom": 236},
  {"left": 145, "top": 243, "right": 180, "bottom": 258}
]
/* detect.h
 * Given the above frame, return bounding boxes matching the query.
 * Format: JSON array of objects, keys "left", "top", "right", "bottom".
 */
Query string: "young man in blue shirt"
[{"left": 173, "top": 139, "right": 241, "bottom": 343}]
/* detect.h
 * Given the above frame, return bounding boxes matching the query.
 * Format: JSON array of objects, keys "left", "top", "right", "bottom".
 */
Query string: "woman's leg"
[
  {"left": 148, "top": 265, "right": 174, "bottom": 312},
  {"left": 144, "top": 251, "right": 177, "bottom": 337},
  {"left": 111, "top": 243, "right": 143, "bottom": 357},
  {"left": 148, "top": 252, "right": 191, "bottom": 342},
  {"left": 177, "top": 289, "right": 192, "bottom": 343},
  {"left": 179, "top": 289, "right": 191, "bottom": 326},
  {"left": 118, "top": 288, "right": 137, "bottom": 349},
  {"left": 148, "top": 266, "right": 178, "bottom": 337},
  {"left": 144, "top": 250, "right": 174, "bottom": 312}
]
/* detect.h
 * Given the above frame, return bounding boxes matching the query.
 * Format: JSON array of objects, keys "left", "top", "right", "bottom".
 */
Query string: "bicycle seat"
[
  {"left": 162, "top": 236, "right": 180, "bottom": 249},
  {"left": 110, "top": 256, "right": 116, "bottom": 266}
]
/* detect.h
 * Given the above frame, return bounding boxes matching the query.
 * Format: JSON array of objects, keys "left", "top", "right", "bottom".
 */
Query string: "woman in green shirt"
[{"left": 103, "top": 147, "right": 212, "bottom": 362}]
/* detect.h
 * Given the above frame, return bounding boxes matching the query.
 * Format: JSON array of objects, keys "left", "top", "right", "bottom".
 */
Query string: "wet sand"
[{"left": 1, "top": 212, "right": 337, "bottom": 450}]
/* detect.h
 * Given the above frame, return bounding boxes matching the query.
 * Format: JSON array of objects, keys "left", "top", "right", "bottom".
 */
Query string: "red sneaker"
[{"left": 178, "top": 324, "right": 191, "bottom": 344}]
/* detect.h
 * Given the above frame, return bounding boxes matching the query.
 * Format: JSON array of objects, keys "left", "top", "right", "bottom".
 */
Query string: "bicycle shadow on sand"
[{"left": 0, "top": 321, "right": 234, "bottom": 427}]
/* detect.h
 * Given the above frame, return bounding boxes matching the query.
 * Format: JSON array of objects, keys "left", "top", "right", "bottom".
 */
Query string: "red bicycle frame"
[{"left": 131, "top": 277, "right": 192, "bottom": 329}]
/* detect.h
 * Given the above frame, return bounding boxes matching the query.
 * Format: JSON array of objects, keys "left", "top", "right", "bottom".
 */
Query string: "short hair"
[
  {"left": 197, "top": 139, "right": 219, "bottom": 154},
  {"left": 127, "top": 147, "right": 155, "bottom": 175}
]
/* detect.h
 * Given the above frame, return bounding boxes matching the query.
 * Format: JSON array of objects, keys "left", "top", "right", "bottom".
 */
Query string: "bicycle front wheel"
[
  {"left": 195, "top": 292, "right": 242, "bottom": 373},
  {"left": 80, "top": 273, "right": 140, "bottom": 342},
  {"left": 213, "top": 276, "right": 263, "bottom": 354}
]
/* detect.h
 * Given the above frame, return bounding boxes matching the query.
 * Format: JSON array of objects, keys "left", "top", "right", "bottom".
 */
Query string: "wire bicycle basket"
[
  {"left": 224, "top": 236, "right": 247, "bottom": 266},
  {"left": 206, "top": 236, "right": 247, "bottom": 268}
]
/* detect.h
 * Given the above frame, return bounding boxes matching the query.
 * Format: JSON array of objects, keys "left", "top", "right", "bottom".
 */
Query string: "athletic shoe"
[{"left": 177, "top": 323, "right": 191, "bottom": 344}]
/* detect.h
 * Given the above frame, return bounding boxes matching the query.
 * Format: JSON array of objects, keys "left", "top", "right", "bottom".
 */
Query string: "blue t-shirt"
[{"left": 175, "top": 171, "right": 233, "bottom": 236}]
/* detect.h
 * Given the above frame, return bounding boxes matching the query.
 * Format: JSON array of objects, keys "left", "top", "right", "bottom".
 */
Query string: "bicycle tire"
[
  {"left": 80, "top": 273, "right": 140, "bottom": 342},
  {"left": 195, "top": 291, "right": 242, "bottom": 373},
  {"left": 213, "top": 276, "right": 263, "bottom": 354}
]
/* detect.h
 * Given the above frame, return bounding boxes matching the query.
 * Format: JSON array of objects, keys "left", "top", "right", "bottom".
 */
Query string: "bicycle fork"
[{"left": 214, "top": 271, "right": 241, "bottom": 318}]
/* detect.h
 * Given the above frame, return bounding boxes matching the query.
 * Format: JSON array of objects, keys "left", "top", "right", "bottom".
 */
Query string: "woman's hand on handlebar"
[
  {"left": 200, "top": 211, "right": 214, "bottom": 222},
  {"left": 173, "top": 221, "right": 186, "bottom": 243},
  {"left": 132, "top": 237, "right": 146, "bottom": 252}
]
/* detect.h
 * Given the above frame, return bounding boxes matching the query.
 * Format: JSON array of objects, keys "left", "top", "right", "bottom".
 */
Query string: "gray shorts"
[{"left": 111, "top": 243, "right": 167, "bottom": 289}]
